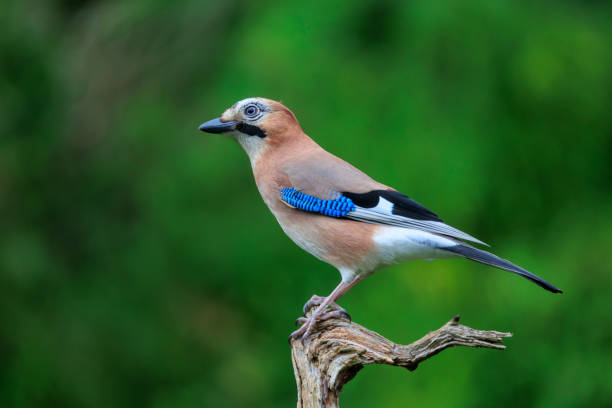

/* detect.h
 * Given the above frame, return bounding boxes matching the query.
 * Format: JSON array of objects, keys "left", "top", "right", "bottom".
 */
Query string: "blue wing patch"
[{"left": 280, "top": 188, "right": 355, "bottom": 218}]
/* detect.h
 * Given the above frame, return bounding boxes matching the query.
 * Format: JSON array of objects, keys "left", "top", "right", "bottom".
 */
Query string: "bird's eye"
[{"left": 244, "top": 104, "right": 259, "bottom": 117}]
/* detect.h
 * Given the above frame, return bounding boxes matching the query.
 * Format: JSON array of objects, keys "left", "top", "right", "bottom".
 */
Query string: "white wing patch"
[
  {"left": 376, "top": 197, "right": 394, "bottom": 214},
  {"left": 346, "top": 198, "right": 488, "bottom": 246}
]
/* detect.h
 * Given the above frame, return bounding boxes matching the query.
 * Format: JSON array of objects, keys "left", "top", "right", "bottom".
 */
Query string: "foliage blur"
[{"left": 2, "top": 0, "right": 611, "bottom": 407}]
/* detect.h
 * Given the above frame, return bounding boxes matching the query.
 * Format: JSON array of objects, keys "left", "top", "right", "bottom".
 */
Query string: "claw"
[
  {"left": 301, "top": 294, "right": 350, "bottom": 319},
  {"left": 290, "top": 322, "right": 308, "bottom": 342},
  {"left": 319, "top": 309, "right": 351, "bottom": 322},
  {"left": 290, "top": 304, "right": 352, "bottom": 343},
  {"left": 291, "top": 278, "right": 364, "bottom": 344},
  {"left": 302, "top": 294, "right": 326, "bottom": 315},
  {"left": 301, "top": 318, "right": 316, "bottom": 341}
]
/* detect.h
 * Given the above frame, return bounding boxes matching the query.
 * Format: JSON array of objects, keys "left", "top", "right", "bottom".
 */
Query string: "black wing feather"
[
  {"left": 342, "top": 189, "right": 487, "bottom": 246},
  {"left": 342, "top": 190, "right": 442, "bottom": 222}
]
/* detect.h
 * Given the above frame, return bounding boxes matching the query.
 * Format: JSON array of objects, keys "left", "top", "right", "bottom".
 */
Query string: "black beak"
[{"left": 198, "top": 117, "right": 238, "bottom": 133}]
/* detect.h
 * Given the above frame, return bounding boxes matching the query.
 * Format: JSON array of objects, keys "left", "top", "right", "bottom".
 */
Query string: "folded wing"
[
  {"left": 342, "top": 190, "right": 488, "bottom": 246},
  {"left": 280, "top": 149, "right": 487, "bottom": 246}
]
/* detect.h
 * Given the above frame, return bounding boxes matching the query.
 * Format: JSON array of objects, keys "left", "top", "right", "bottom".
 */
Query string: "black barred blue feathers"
[{"left": 281, "top": 188, "right": 356, "bottom": 218}]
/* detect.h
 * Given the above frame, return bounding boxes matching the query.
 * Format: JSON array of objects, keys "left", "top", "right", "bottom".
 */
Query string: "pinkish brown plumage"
[{"left": 199, "top": 97, "right": 562, "bottom": 341}]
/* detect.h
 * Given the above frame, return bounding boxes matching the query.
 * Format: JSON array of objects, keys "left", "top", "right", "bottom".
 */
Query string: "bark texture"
[{"left": 290, "top": 309, "right": 512, "bottom": 408}]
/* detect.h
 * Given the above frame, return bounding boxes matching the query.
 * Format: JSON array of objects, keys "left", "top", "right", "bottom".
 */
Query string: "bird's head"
[{"left": 199, "top": 97, "right": 302, "bottom": 164}]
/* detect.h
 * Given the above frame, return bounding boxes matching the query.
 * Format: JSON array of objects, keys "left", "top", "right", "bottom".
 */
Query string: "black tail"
[{"left": 443, "top": 244, "right": 562, "bottom": 293}]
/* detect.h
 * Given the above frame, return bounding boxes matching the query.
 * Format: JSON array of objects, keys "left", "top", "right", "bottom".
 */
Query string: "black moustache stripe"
[{"left": 236, "top": 122, "right": 267, "bottom": 138}]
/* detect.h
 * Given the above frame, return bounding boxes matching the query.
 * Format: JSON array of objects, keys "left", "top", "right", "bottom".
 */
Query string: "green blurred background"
[{"left": 2, "top": 0, "right": 611, "bottom": 407}]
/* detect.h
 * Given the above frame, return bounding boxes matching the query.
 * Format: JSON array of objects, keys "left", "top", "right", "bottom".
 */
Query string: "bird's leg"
[
  {"left": 290, "top": 275, "right": 363, "bottom": 341},
  {"left": 290, "top": 284, "right": 349, "bottom": 341}
]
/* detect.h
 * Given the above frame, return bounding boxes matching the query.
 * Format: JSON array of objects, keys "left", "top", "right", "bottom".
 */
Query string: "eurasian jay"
[{"left": 199, "top": 97, "right": 562, "bottom": 340}]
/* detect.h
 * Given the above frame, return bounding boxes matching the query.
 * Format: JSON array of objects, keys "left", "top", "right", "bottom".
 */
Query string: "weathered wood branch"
[{"left": 290, "top": 309, "right": 512, "bottom": 408}]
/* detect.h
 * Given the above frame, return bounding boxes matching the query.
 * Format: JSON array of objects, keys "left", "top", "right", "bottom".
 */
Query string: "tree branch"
[{"left": 290, "top": 308, "right": 512, "bottom": 408}]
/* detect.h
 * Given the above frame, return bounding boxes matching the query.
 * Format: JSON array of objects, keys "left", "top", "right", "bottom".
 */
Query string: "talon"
[
  {"left": 291, "top": 303, "right": 352, "bottom": 343},
  {"left": 301, "top": 321, "right": 315, "bottom": 341},
  {"left": 331, "top": 305, "right": 350, "bottom": 320},
  {"left": 302, "top": 294, "right": 326, "bottom": 315},
  {"left": 290, "top": 322, "right": 308, "bottom": 342},
  {"left": 301, "top": 294, "right": 348, "bottom": 317},
  {"left": 320, "top": 309, "right": 351, "bottom": 322},
  {"left": 290, "top": 313, "right": 321, "bottom": 342}
]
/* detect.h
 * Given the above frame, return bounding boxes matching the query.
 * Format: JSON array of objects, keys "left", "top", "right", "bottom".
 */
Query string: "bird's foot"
[
  {"left": 302, "top": 294, "right": 351, "bottom": 321},
  {"left": 289, "top": 295, "right": 351, "bottom": 342}
]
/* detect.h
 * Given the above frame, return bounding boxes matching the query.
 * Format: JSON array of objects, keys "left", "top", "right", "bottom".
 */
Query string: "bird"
[{"left": 199, "top": 97, "right": 562, "bottom": 340}]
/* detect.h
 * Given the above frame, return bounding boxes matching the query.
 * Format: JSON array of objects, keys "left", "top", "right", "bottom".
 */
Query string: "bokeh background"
[{"left": 2, "top": 0, "right": 612, "bottom": 407}]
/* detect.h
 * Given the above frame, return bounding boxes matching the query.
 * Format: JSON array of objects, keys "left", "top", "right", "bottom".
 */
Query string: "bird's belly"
[
  {"left": 271, "top": 205, "right": 379, "bottom": 271},
  {"left": 280, "top": 222, "right": 330, "bottom": 262}
]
